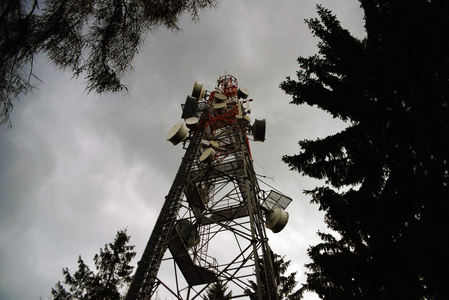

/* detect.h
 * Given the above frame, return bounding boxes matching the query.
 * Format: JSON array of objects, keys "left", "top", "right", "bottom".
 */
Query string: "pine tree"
[
  {"left": 204, "top": 280, "right": 232, "bottom": 300},
  {"left": 280, "top": 1, "right": 449, "bottom": 299},
  {"left": 51, "top": 229, "right": 136, "bottom": 299},
  {"left": 245, "top": 250, "right": 300, "bottom": 299},
  {"left": 0, "top": 0, "right": 219, "bottom": 127}
]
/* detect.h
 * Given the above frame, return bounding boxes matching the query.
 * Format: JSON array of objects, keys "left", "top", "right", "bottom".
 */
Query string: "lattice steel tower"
[{"left": 126, "top": 74, "right": 292, "bottom": 300}]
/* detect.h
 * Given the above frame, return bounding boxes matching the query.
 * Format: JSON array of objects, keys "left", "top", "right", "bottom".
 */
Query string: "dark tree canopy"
[
  {"left": 51, "top": 229, "right": 136, "bottom": 299},
  {"left": 281, "top": 1, "right": 449, "bottom": 299},
  {"left": 0, "top": 0, "right": 219, "bottom": 127}
]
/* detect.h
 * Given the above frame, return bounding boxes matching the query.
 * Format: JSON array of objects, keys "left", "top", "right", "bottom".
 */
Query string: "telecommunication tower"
[{"left": 126, "top": 74, "right": 292, "bottom": 299}]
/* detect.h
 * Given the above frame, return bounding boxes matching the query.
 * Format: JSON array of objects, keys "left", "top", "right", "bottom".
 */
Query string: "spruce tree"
[
  {"left": 51, "top": 229, "right": 136, "bottom": 299},
  {"left": 245, "top": 250, "right": 300, "bottom": 299},
  {"left": 280, "top": 1, "right": 449, "bottom": 299},
  {"left": 204, "top": 280, "right": 232, "bottom": 300}
]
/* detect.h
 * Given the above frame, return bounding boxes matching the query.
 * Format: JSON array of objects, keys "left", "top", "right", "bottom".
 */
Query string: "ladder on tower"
[{"left": 125, "top": 113, "right": 207, "bottom": 299}]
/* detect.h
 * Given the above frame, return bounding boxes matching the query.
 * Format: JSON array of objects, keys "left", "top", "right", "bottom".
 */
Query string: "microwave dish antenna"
[{"left": 127, "top": 73, "right": 292, "bottom": 300}]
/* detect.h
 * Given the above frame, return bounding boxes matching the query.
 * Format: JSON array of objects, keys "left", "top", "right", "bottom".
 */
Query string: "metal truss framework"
[{"left": 126, "top": 75, "right": 289, "bottom": 300}]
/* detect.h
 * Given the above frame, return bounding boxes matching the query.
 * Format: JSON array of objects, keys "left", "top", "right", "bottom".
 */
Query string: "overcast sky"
[{"left": 0, "top": 1, "right": 365, "bottom": 299}]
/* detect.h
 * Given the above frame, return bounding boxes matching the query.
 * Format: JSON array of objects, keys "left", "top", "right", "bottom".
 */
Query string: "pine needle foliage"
[
  {"left": 51, "top": 229, "right": 136, "bottom": 300},
  {"left": 0, "top": 0, "right": 219, "bottom": 127},
  {"left": 245, "top": 250, "right": 301, "bottom": 300},
  {"left": 280, "top": 1, "right": 449, "bottom": 299},
  {"left": 204, "top": 280, "right": 232, "bottom": 300}
]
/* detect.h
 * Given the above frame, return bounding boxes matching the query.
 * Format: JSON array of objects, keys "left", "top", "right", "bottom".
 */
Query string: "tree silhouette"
[
  {"left": 281, "top": 1, "right": 449, "bottom": 299},
  {"left": 204, "top": 280, "right": 232, "bottom": 300},
  {"left": 245, "top": 250, "right": 300, "bottom": 299},
  {"left": 51, "top": 229, "right": 136, "bottom": 299},
  {"left": 0, "top": 0, "right": 219, "bottom": 127}
]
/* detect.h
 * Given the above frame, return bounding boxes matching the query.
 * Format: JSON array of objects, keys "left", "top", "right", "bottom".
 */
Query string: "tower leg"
[{"left": 127, "top": 75, "right": 285, "bottom": 300}]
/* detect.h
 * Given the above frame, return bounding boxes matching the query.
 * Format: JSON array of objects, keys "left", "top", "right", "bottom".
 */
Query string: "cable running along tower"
[{"left": 126, "top": 74, "right": 292, "bottom": 299}]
